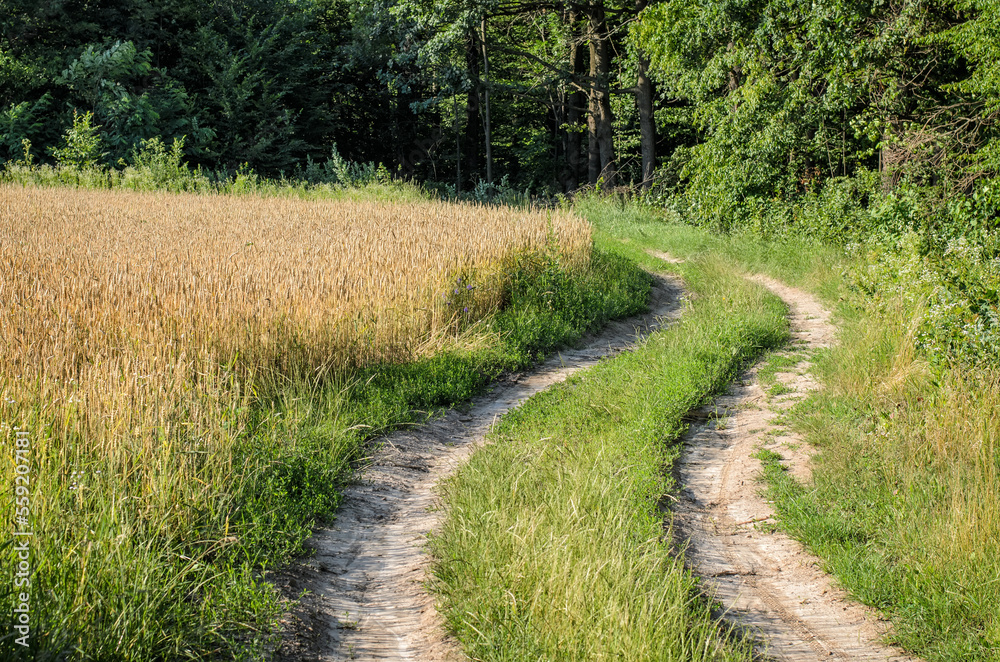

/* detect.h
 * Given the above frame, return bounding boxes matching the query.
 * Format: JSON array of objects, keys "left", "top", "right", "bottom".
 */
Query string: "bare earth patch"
[
  {"left": 272, "top": 276, "right": 684, "bottom": 661},
  {"left": 661, "top": 260, "right": 918, "bottom": 661}
]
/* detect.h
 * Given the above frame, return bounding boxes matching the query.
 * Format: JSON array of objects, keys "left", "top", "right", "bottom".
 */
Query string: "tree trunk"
[
  {"left": 454, "top": 95, "right": 461, "bottom": 193},
  {"left": 588, "top": 0, "right": 617, "bottom": 187},
  {"left": 481, "top": 17, "right": 493, "bottom": 184},
  {"left": 635, "top": 0, "right": 655, "bottom": 189},
  {"left": 465, "top": 31, "right": 481, "bottom": 185},
  {"left": 564, "top": 9, "right": 586, "bottom": 191},
  {"left": 588, "top": 88, "right": 600, "bottom": 185}
]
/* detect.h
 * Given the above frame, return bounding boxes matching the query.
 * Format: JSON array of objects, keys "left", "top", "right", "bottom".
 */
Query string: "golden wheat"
[
  {"left": 0, "top": 184, "right": 591, "bottom": 561},
  {"left": 1, "top": 185, "right": 588, "bottom": 423}
]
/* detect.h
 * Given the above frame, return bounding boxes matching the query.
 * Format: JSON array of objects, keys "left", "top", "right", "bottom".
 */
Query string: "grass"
[
  {"left": 428, "top": 208, "right": 789, "bottom": 659},
  {"left": 577, "top": 198, "right": 1000, "bottom": 660},
  {"left": 766, "top": 382, "right": 796, "bottom": 397},
  {"left": 574, "top": 196, "right": 846, "bottom": 302},
  {"left": 757, "top": 353, "right": 806, "bottom": 387},
  {"left": 0, "top": 184, "right": 648, "bottom": 660},
  {"left": 758, "top": 298, "right": 1000, "bottom": 661}
]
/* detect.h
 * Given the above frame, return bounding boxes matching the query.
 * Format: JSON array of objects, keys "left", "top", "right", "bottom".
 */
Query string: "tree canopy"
[{"left": 1, "top": 0, "right": 997, "bottom": 203}]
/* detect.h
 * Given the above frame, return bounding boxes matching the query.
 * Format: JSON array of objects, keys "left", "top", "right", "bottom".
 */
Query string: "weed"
[
  {"left": 757, "top": 352, "right": 806, "bottom": 386},
  {"left": 767, "top": 383, "right": 796, "bottom": 397}
]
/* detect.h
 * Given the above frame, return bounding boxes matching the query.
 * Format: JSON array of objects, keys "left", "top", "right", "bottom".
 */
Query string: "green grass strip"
[{"left": 429, "top": 251, "right": 789, "bottom": 661}]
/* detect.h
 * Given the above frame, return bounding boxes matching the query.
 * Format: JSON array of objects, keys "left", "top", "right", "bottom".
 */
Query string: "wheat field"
[
  {"left": 0, "top": 184, "right": 592, "bottom": 654},
  {"left": 0, "top": 185, "right": 590, "bottom": 445}
]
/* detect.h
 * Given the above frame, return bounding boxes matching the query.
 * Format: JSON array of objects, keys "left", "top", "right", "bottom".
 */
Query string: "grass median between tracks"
[{"left": 429, "top": 213, "right": 789, "bottom": 660}]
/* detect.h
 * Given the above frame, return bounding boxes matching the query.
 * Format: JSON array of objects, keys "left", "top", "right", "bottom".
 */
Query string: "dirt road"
[
  {"left": 276, "top": 255, "right": 919, "bottom": 661},
  {"left": 273, "top": 276, "right": 684, "bottom": 661},
  {"left": 669, "top": 265, "right": 917, "bottom": 661}
]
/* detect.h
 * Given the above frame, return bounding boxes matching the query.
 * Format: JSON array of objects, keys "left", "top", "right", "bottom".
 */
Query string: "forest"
[{"left": 1, "top": 0, "right": 997, "bottom": 204}]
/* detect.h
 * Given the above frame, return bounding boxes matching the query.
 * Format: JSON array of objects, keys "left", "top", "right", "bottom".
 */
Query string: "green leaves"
[
  {"left": 49, "top": 109, "right": 106, "bottom": 169},
  {"left": 633, "top": 0, "right": 999, "bottom": 233}
]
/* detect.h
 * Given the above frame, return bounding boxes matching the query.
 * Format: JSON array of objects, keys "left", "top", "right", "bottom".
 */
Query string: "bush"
[{"left": 49, "top": 110, "right": 105, "bottom": 170}]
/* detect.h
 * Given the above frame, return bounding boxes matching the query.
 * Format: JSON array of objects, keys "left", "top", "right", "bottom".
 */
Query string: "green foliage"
[
  {"left": 301, "top": 145, "right": 390, "bottom": 187},
  {"left": 0, "top": 0, "right": 358, "bottom": 174},
  {"left": 49, "top": 110, "right": 105, "bottom": 169},
  {"left": 118, "top": 136, "right": 208, "bottom": 191},
  {"left": 0, "top": 0, "right": 663, "bottom": 190},
  {"left": 0, "top": 93, "right": 52, "bottom": 160},
  {"left": 1, "top": 138, "right": 419, "bottom": 199},
  {"left": 57, "top": 41, "right": 153, "bottom": 109},
  {"left": 937, "top": 180, "right": 1000, "bottom": 246},
  {"left": 632, "top": 0, "right": 998, "bottom": 234},
  {"left": 53, "top": 40, "right": 213, "bottom": 163},
  {"left": 932, "top": 0, "right": 1000, "bottom": 174}
]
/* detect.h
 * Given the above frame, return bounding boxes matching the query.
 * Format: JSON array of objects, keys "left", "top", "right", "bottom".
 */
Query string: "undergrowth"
[{"left": 2, "top": 129, "right": 535, "bottom": 207}]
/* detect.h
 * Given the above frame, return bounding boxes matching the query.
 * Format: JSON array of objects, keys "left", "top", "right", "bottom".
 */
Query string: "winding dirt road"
[
  {"left": 274, "top": 276, "right": 684, "bottom": 661},
  {"left": 275, "top": 254, "right": 920, "bottom": 661},
  {"left": 667, "top": 263, "right": 917, "bottom": 662}
]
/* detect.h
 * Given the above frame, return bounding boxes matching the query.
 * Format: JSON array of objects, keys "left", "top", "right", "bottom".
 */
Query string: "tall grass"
[
  {"left": 0, "top": 184, "right": 597, "bottom": 659},
  {"left": 429, "top": 204, "right": 790, "bottom": 660},
  {"left": 580, "top": 198, "right": 1000, "bottom": 660},
  {"left": 766, "top": 296, "right": 1000, "bottom": 661}
]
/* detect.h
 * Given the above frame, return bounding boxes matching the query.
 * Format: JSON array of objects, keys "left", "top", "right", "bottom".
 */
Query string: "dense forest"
[
  {"left": 1, "top": 0, "right": 997, "bottom": 199},
  {"left": 0, "top": 0, "right": 656, "bottom": 188}
]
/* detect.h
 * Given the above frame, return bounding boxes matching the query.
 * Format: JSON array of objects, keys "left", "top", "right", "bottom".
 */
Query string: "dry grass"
[{"left": 0, "top": 184, "right": 592, "bottom": 656}]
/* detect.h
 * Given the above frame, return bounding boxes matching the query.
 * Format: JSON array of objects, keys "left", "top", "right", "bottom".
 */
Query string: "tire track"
[
  {"left": 273, "top": 275, "right": 685, "bottom": 661},
  {"left": 657, "top": 253, "right": 917, "bottom": 661}
]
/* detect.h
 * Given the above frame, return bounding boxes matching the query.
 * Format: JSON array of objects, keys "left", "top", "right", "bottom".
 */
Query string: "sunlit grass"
[
  {"left": 430, "top": 204, "right": 790, "bottom": 660},
  {"left": 579, "top": 198, "right": 1000, "bottom": 661},
  {"left": 579, "top": 197, "right": 1000, "bottom": 660},
  {"left": 0, "top": 184, "right": 596, "bottom": 659}
]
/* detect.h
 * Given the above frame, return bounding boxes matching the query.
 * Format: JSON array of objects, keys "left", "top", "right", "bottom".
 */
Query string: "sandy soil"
[
  {"left": 660, "top": 259, "right": 918, "bottom": 661},
  {"left": 272, "top": 275, "right": 685, "bottom": 661}
]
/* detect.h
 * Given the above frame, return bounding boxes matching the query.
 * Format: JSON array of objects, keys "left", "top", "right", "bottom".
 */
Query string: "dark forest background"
[
  {"left": 1, "top": 0, "right": 659, "bottom": 191},
  {"left": 1, "top": 0, "right": 997, "bottom": 222}
]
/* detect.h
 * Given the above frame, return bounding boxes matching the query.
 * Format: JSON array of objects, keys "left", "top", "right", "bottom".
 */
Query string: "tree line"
[
  {"left": 1, "top": 0, "right": 997, "bottom": 206},
  {"left": 0, "top": 0, "right": 660, "bottom": 192}
]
